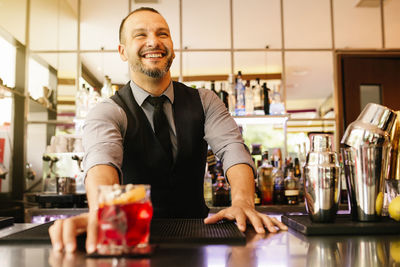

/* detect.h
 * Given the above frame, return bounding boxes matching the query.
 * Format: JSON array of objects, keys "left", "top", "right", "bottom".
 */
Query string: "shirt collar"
[{"left": 129, "top": 80, "right": 174, "bottom": 106}]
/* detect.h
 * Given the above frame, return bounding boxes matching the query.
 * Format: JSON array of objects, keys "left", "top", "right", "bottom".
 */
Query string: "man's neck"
[{"left": 131, "top": 72, "right": 172, "bottom": 96}]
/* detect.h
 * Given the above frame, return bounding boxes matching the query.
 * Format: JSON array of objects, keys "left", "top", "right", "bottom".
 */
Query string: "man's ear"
[{"left": 118, "top": 44, "right": 128, "bottom": 61}]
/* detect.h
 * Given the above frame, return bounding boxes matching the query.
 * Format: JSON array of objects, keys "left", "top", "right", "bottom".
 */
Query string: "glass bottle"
[
  {"left": 284, "top": 168, "right": 299, "bottom": 205},
  {"left": 269, "top": 84, "right": 285, "bottom": 115},
  {"left": 210, "top": 80, "right": 217, "bottom": 95},
  {"left": 258, "top": 151, "right": 274, "bottom": 205},
  {"left": 203, "top": 169, "right": 213, "bottom": 207},
  {"left": 227, "top": 74, "right": 236, "bottom": 115},
  {"left": 235, "top": 71, "right": 246, "bottom": 116},
  {"left": 272, "top": 159, "right": 285, "bottom": 204},
  {"left": 253, "top": 78, "right": 264, "bottom": 114},
  {"left": 254, "top": 178, "right": 262, "bottom": 206},
  {"left": 262, "top": 82, "right": 271, "bottom": 115},
  {"left": 206, "top": 149, "right": 217, "bottom": 183},
  {"left": 245, "top": 80, "right": 254, "bottom": 115},
  {"left": 294, "top": 157, "right": 304, "bottom": 202},
  {"left": 212, "top": 175, "right": 231, "bottom": 207},
  {"left": 217, "top": 82, "right": 229, "bottom": 109}
]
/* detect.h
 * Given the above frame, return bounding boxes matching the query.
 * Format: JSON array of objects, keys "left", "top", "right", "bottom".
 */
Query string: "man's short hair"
[{"left": 119, "top": 7, "right": 161, "bottom": 44}]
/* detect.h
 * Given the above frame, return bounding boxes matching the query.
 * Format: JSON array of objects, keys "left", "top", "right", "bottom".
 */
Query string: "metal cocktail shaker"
[
  {"left": 341, "top": 103, "right": 397, "bottom": 221},
  {"left": 304, "top": 134, "right": 340, "bottom": 222}
]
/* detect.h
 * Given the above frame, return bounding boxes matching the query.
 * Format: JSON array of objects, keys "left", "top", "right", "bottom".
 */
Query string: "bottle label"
[{"left": 285, "top": 190, "right": 299, "bottom": 196}]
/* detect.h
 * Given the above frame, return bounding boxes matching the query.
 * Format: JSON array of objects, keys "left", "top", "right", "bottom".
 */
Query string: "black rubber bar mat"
[
  {"left": 0, "top": 217, "right": 14, "bottom": 229},
  {"left": 149, "top": 219, "right": 246, "bottom": 245},
  {"left": 281, "top": 214, "right": 400, "bottom": 236},
  {"left": 0, "top": 219, "right": 245, "bottom": 245}
]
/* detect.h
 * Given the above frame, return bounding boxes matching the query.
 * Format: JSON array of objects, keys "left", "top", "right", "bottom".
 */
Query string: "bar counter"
[{"left": 1, "top": 212, "right": 400, "bottom": 267}]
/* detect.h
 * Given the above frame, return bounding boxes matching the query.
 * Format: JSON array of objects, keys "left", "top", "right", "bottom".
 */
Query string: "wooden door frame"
[{"left": 334, "top": 50, "right": 400, "bottom": 144}]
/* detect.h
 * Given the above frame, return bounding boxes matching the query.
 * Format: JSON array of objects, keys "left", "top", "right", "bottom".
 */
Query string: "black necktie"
[{"left": 147, "top": 95, "right": 173, "bottom": 163}]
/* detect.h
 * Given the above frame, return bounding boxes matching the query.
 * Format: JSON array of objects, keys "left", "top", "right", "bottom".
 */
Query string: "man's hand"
[
  {"left": 49, "top": 165, "right": 119, "bottom": 253},
  {"left": 205, "top": 163, "right": 288, "bottom": 233},
  {"left": 48, "top": 210, "right": 98, "bottom": 254},
  {"left": 203, "top": 202, "right": 288, "bottom": 234}
]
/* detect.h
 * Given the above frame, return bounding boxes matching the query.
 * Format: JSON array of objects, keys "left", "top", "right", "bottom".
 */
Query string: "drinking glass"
[{"left": 96, "top": 184, "right": 153, "bottom": 255}]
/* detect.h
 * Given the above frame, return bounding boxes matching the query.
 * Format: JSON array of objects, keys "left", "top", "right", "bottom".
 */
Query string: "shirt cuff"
[
  {"left": 82, "top": 145, "right": 123, "bottom": 184},
  {"left": 219, "top": 142, "right": 257, "bottom": 178}
]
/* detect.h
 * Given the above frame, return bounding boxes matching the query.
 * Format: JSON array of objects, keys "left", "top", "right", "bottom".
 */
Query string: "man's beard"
[{"left": 131, "top": 52, "right": 174, "bottom": 79}]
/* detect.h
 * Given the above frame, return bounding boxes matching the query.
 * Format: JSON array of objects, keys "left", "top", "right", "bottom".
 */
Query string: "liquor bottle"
[
  {"left": 206, "top": 149, "right": 217, "bottom": 183},
  {"left": 227, "top": 74, "right": 236, "bottom": 115},
  {"left": 101, "top": 75, "right": 113, "bottom": 99},
  {"left": 339, "top": 157, "right": 348, "bottom": 204},
  {"left": 272, "top": 159, "right": 285, "bottom": 204},
  {"left": 294, "top": 157, "right": 304, "bottom": 202},
  {"left": 283, "top": 157, "right": 293, "bottom": 178},
  {"left": 204, "top": 168, "right": 213, "bottom": 206},
  {"left": 284, "top": 168, "right": 299, "bottom": 205},
  {"left": 251, "top": 144, "right": 262, "bottom": 167},
  {"left": 254, "top": 178, "right": 262, "bottom": 206},
  {"left": 269, "top": 84, "right": 285, "bottom": 115},
  {"left": 210, "top": 80, "right": 217, "bottom": 95},
  {"left": 245, "top": 80, "right": 254, "bottom": 115},
  {"left": 212, "top": 175, "right": 231, "bottom": 207},
  {"left": 262, "top": 83, "right": 271, "bottom": 115},
  {"left": 217, "top": 82, "right": 229, "bottom": 109},
  {"left": 258, "top": 151, "right": 274, "bottom": 205},
  {"left": 76, "top": 83, "right": 88, "bottom": 119},
  {"left": 253, "top": 79, "right": 264, "bottom": 115},
  {"left": 235, "top": 71, "right": 246, "bottom": 116}
]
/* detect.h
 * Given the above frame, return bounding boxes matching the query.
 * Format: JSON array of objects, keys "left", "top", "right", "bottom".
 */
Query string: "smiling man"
[{"left": 49, "top": 7, "right": 287, "bottom": 254}]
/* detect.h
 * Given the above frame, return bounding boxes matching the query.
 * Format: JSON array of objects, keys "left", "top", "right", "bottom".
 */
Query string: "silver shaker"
[
  {"left": 341, "top": 103, "right": 397, "bottom": 221},
  {"left": 304, "top": 134, "right": 341, "bottom": 222}
]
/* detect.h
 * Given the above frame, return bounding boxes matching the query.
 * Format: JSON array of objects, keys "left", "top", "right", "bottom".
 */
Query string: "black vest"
[{"left": 111, "top": 81, "right": 209, "bottom": 218}]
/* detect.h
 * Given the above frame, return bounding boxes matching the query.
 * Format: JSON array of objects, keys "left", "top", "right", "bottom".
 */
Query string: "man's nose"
[{"left": 145, "top": 33, "right": 160, "bottom": 47}]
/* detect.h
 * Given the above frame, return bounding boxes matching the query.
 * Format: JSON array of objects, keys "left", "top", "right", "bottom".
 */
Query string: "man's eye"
[
  {"left": 159, "top": 32, "right": 169, "bottom": 37},
  {"left": 135, "top": 34, "right": 145, "bottom": 38}
]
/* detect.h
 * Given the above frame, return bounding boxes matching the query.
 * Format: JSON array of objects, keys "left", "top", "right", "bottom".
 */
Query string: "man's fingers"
[
  {"left": 244, "top": 210, "right": 266, "bottom": 234},
  {"left": 204, "top": 210, "right": 234, "bottom": 224},
  {"left": 49, "top": 219, "right": 64, "bottom": 252},
  {"left": 86, "top": 211, "right": 98, "bottom": 254},
  {"left": 60, "top": 214, "right": 89, "bottom": 253},
  {"left": 234, "top": 212, "right": 247, "bottom": 232},
  {"left": 259, "top": 214, "right": 278, "bottom": 233},
  {"left": 270, "top": 217, "right": 288, "bottom": 231}
]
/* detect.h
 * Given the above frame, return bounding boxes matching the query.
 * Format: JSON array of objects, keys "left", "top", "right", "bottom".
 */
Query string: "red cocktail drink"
[{"left": 97, "top": 184, "right": 153, "bottom": 255}]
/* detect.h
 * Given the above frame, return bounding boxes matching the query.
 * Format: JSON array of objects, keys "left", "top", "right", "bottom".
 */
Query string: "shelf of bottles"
[{"left": 204, "top": 147, "right": 305, "bottom": 208}]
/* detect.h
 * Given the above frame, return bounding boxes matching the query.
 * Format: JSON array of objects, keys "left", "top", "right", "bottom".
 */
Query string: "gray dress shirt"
[{"left": 82, "top": 80, "right": 255, "bottom": 180}]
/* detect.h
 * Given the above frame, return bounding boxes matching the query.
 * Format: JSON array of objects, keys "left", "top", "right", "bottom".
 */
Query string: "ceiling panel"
[
  {"left": 182, "top": 0, "right": 230, "bottom": 49},
  {"left": 30, "top": 0, "right": 77, "bottom": 50},
  {"left": 333, "top": 0, "right": 382, "bottom": 48},
  {"left": 284, "top": 0, "right": 332, "bottom": 48},
  {"left": 233, "top": 0, "right": 281, "bottom": 49},
  {"left": 0, "top": 0, "right": 27, "bottom": 45},
  {"left": 80, "top": 0, "right": 128, "bottom": 50},
  {"left": 384, "top": 0, "right": 400, "bottom": 48},
  {"left": 285, "top": 51, "right": 333, "bottom": 100}
]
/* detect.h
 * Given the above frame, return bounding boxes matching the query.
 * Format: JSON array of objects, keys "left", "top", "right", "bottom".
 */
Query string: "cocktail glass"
[{"left": 96, "top": 184, "right": 153, "bottom": 255}]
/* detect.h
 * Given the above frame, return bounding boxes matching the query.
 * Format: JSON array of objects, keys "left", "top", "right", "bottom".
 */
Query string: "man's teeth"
[{"left": 144, "top": 53, "right": 163, "bottom": 58}]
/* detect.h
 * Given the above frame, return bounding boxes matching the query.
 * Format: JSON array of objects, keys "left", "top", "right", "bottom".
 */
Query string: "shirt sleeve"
[
  {"left": 82, "top": 99, "right": 127, "bottom": 182},
  {"left": 198, "top": 88, "right": 256, "bottom": 178}
]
